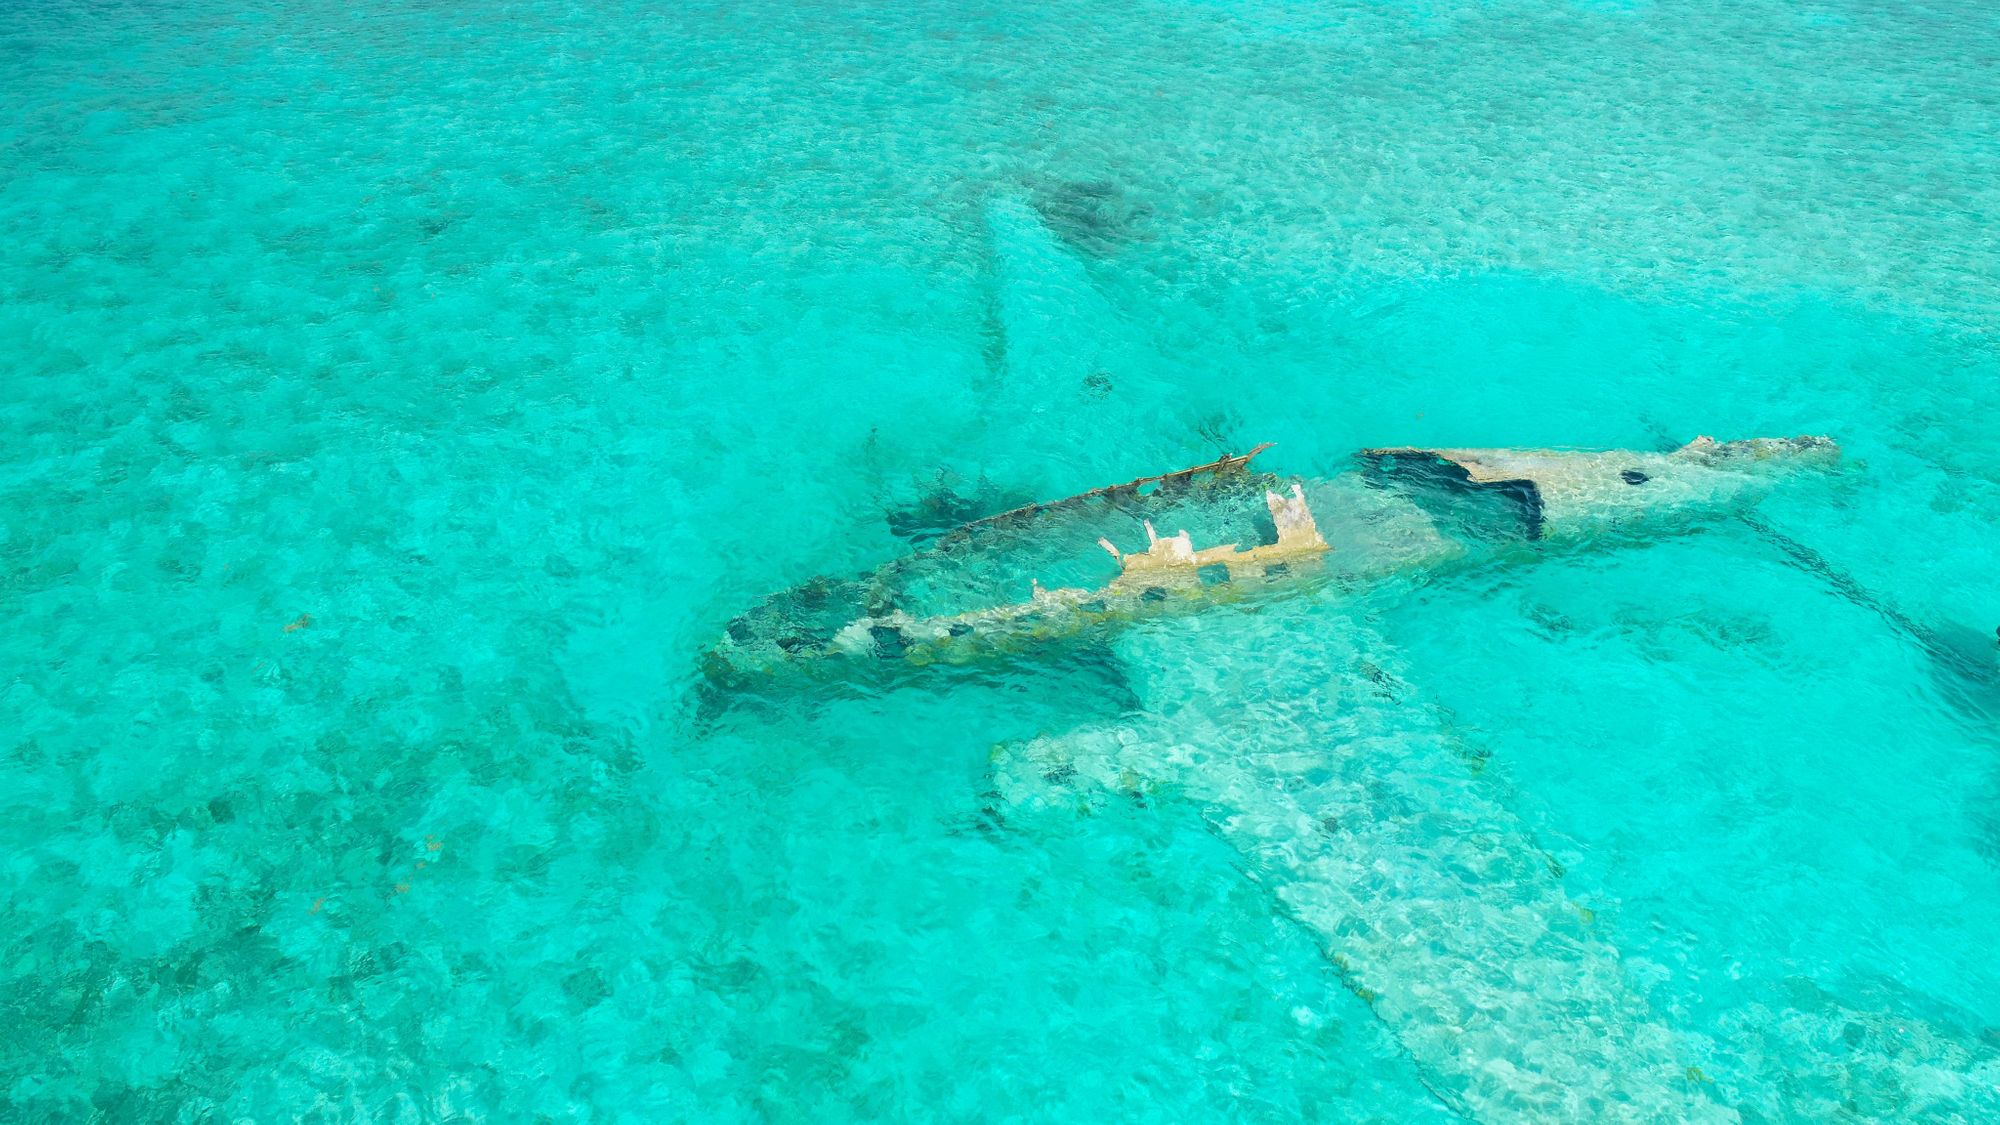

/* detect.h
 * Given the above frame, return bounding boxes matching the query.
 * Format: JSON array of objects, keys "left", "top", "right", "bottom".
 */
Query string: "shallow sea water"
[{"left": 3, "top": 0, "right": 1998, "bottom": 1120}]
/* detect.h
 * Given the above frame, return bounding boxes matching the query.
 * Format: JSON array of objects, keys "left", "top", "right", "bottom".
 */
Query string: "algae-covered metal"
[{"left": 706, "top": 436, "right": 1838, "bottom": 686}]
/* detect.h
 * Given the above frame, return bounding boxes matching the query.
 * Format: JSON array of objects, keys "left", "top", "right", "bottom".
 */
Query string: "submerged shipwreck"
[
  {"left": 705, "top": 433, "right": 2000, "bottom": 1119},
  {"left": 706, "top": 435, "right": 1840, "bottom": 687}
]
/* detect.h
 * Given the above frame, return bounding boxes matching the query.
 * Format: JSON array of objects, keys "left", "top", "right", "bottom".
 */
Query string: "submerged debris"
[
  {"left": 884, "top": 473, "right": 1028, "bottom": 546},
  {"left": 1360, "top": 435, "right": 1841, "bottom": 540},
  {"left": 707, "top": 436, "right": 1840, "bottom": 688}
]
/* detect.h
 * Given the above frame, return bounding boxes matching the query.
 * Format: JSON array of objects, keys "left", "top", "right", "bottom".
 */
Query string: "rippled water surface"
[{"left": 4, "top": 0, "right": 1999, "bottom": 1119}]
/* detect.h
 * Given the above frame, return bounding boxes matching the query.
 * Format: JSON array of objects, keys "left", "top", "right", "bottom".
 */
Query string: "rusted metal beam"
[{"left": 942, "top": 442, "right": 1275, "bottom": 539}]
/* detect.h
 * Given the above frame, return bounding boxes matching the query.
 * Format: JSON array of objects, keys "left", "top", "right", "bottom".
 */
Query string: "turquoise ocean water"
[{"left": 4, "top": 0, "right": 1999, "bottom": 1119}]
